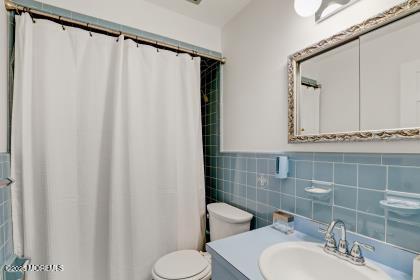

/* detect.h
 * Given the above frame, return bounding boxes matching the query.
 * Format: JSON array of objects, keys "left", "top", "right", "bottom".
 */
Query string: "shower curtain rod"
[
  {"left": 4, "top": 0, "right": 226, "bottom": 64},
  {"left": 301, "top": 76, "right": 321, "bottom": 89}
]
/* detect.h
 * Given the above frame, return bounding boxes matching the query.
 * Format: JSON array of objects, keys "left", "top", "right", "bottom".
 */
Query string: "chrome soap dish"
[{"left": 380, "top": 191, "right": 420, "bottom": 217}]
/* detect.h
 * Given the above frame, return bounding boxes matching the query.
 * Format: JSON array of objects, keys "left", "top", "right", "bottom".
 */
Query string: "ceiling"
[{"left": 144, "top": 0, "right": 252, "bottom": 27}]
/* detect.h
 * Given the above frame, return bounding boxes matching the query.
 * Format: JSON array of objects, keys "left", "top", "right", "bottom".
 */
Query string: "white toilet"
[{"left": 152, "top": 203, "right": 253, "bottom": 280}]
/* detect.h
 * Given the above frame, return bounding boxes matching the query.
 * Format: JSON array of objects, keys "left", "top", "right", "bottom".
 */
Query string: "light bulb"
[{"left": 294, "top": 0, "right": 322, "bottom": 17}]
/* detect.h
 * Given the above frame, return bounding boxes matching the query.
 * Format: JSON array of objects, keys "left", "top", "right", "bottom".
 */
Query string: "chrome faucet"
[
  {"left": 320, "top": 220, "right": 375, "bottom": 266},
  {"left": 323, "top": 219, "right": 348, "bottom": 255}
]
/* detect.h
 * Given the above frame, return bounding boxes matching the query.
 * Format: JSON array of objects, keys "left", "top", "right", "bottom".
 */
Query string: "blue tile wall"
[
  {"left": 204, "top": 150, "right": 420, "bottom": 253},
  {"left": 0, "top": 153, "right": 14, "bottom": 267},
  {"left": 201, "top": 68, "right": 420, "bottom": 253}
]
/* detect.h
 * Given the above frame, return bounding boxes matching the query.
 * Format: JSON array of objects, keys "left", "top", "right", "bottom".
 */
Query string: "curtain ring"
[
  {"left": 87, "top": 23, "right": 92, "bottom": 37},
  {"left": 156, "top": 41, "right": 159, "bottom": 52},
  {"left": 59, "top": 16, "right": 65, "bottom": 30},
  {"left": 116, "top": 32, "right": 122, "bottom": 42},
  {"left": 136, "top": 36, "right": 139, "bottom": 48},
  {"left": 27, "top": 8, "right": 36, "bottom": 23},
  {"left": 15, "top": 7, "right": 22, "bottom": 16},
  {"left": 176, "top": 45, "right": 180, "bottom": 57}
]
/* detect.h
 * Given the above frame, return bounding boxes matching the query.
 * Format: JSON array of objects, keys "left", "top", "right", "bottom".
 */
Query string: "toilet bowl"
[{"left": 152, "top": 203, "right": 253, "bottom": 280}]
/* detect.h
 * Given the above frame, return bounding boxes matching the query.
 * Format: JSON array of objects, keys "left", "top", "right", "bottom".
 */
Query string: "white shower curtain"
[{"left": 12, "top": 14, "right": 205, "bottom": 280}]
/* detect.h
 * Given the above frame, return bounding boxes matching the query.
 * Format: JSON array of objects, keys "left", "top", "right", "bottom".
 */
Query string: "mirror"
[
  {"left": 360, "top": 12, "right": 420, "bottom": 131},
  {"left": 289, "top": 1, "right": 420, "bottom": 143}
]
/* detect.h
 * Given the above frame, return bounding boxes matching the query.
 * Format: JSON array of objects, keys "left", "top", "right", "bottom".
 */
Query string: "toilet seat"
[{"left": 152, "top": 250, "right": 211, "bottom": 280}]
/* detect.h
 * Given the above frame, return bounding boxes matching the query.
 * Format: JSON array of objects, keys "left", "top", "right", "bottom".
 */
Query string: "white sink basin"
[{"left": 259, "top": 242, "right": 391, "bottom": 280}]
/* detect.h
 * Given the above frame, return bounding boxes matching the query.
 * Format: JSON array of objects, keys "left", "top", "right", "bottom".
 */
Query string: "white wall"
[
  {"left": 0, "top": 6, "right": 8, "bottom": 152},
  {"left": 221, "top": 0, "right": 420, "bottom": 153},
  {"left": 41, "top": 0, "right": 221, "bottom": 52}
]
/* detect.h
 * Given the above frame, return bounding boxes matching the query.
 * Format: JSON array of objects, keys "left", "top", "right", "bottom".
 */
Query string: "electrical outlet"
[{"left": 257, "top": 175, "right": 269, "bottom": 188}]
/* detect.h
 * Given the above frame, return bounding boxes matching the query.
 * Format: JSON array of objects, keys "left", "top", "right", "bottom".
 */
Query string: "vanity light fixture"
[
  {"left": 294, "top": 0, "right": 360, "bottom": 22},
  {"left": 185, "top": 0, "right": 203, "bottom": 5},
  {"left": 315, "top": 0, "right": 360, "bottom": 22},
  {"left": 294, "top": 0, "right": 322, "bottom": 17}
]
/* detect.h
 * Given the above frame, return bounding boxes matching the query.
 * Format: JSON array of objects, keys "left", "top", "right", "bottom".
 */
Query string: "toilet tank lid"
[{"left": 207, "top": 203, "right": 253, "bottom": 223}]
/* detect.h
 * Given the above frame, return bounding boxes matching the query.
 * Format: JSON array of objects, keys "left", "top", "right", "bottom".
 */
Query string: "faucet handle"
[
  {"left": 350, "top": 241, "right": 375, "bottom": 264},
  {"left": 319, "top": 226, "right": 336, "bottom": 249},
  {"left": 352, "top": 241, "right": 375, "bottom": 253},
  {"left": 361, "top": 242, "right": 375, "bottom": 252},
  {"left": 319, "top": 226, "right": 334, "bottom": 240},
  {"left": 318, "top": 226, "right": 327, "bottom": 234}
]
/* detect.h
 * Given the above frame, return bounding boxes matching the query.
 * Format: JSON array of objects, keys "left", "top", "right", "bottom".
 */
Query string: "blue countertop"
[{"left": 207, "top": 225, "right": 412, "bottom": 280}]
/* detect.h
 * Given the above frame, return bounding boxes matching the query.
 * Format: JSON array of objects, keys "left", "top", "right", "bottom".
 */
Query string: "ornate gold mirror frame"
[{"left": 288, "top": 0, "right": 420, "bottom": 143}]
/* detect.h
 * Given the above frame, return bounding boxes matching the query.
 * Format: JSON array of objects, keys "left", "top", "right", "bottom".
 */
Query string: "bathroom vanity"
[{"left": 206, "top": 216, "right": 414, "bottom": 280}]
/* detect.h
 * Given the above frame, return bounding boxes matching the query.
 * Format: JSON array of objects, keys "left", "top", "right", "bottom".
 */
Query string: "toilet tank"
[{"left": 207, "top": 203, "right": 253, "bottom": 241}]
